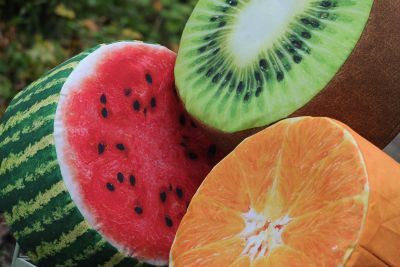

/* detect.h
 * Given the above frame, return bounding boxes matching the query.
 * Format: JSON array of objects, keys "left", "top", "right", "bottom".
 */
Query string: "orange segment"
[
  {"left": 172, "top": 238, "right": 244, "bottom": 267},
  {"left": 170, "top": 117, "right": 400, "bottom": 267},
  {"left": 198, "top": 153, "right": 250, "bottom": 212},
  {"left": 171, "top": 194, "right": 244, "bottom": 254},
  {"left": 234, "top": 122, "right": 287, "bottom": 214}
]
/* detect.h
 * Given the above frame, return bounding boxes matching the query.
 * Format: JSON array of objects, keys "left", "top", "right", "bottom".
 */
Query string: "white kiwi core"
[{"left": 228, "top": 0, "right": 309, "bottom": 67}]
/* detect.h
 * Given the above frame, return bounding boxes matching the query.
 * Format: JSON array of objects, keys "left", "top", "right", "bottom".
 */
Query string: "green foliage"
[{"left": 0, "top": 0, "right": 197, "bottom": 113}]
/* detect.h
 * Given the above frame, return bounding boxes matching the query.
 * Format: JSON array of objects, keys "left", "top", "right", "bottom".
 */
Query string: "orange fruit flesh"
[{"left": 170, "top": 117, "right": 370, "bottom": 266}]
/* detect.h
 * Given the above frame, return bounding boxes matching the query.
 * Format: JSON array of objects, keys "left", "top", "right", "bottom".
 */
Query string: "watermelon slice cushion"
[{"left": 0, "top": 41, "right": 221, "bottom": 266}]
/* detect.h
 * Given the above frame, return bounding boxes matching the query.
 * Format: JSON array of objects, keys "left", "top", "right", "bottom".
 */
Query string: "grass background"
[{"left": 0, "top": 1, "right": 398, "bottom": 266}]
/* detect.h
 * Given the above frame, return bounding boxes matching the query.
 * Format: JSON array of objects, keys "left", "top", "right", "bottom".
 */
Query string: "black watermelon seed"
[
  {"left": 244, "top": 92, "right": 251, "bottom": 102},
  {"left": 100, "top": 94, "right": 106, "bottom": 104},
  {"left": 255, "top": 87, "right": 263, "bottom": 97},
  {"left": 116, "top": 143, "right": 125, "bottom": 151},
  {"left": 321, "top": 1, "right": 331, "bottom": 7},
  {"left": 227, "top": 0, "right": 238, "bottom": 6},
  {"left": 176, "top": 187, "right": 184, "bottom": 199},
  {"left": 301, "top": 31, "right": 311, "bottom": 39},
  {"left": 179, "top": 114, "right": 186, "bottom": 126},
  {"left": 191, "top": 121, "right": 197, "bottom": 128},
  {"left": 188, "top": 151, "right": 198, "bottom": 160},
  {"left": 218, "top": 21, "right": 226, "bottom": 28},
  {"left": 237, "top": 81, "right": 244, "bottom": 95},
  {"left": 276, "top": 71, "right": 284, "bottom": 82},
  {"left": 124, "top": 88, "right": 132, "bottom": 96},
  {"left": 259, "top": 59, "right": 268, "bottom": 71},
  {"left": 133, "top": 100, "right": 140, "bottom": 111},
  {"left": 165, "top": 216, "right": 173, "bottom": 227},
  {"left": 145, "top": 74, "right": 152, "bottom": 84},
  {"left": 208, "top": 144, "right": 217, "bottom": 157},
  {"left": 117, "top": 172, "right": 124, "bottom": 183},
  {"left": 129, "top": 175, "right": 136, "bottom": 186},
  {"left": 293, "top": 55, "right": 302, "bottom": 64},
  {"left": 106, "top": 183, "right": 115, "bottom": 192},
  {"left": 98, "top": 143, "right": 105, "bottom": 154},
  {"left": 150, "top": 97, "right": 156, "bottom": 108},
  {"left": 134, "top": 207, "right": 143, "bottom": 214},
  {"left": 160, "top": 191, "right": 167, "bottom": 202},
  {"left": 101, "top": 108, "right": 108, "bottom": 118}
]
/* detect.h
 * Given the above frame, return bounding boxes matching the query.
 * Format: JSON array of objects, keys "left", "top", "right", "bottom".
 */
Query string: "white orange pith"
[{"left": 170, "top": 117, "right": 371, "bottom": 266}]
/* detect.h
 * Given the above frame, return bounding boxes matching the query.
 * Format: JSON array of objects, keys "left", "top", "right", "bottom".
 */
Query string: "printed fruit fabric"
[
  {"left": 0, "top": 41, "right": 222, "bottom": 267},
  {"left": 170, "top": 116, "right": 400, "bottom": 267}
]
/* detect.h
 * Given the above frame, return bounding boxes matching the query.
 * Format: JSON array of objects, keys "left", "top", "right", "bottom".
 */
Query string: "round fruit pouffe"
[
  {"left": 170, "top": 117, "right": 400, "bottom": 266},
  {"left": 175, "top": 0, "right": 400, "bottom": 150},
  {"left": 0, "top": 41, "right": 222, "bottom": 267}
]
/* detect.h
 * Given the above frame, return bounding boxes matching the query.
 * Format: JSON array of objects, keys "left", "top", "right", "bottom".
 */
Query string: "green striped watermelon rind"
[{"left": 0, "top": 41, "right": 157, "bottom": 267}]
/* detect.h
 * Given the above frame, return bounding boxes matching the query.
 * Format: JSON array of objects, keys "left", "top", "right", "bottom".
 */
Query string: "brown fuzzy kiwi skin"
[{"left": 188, "top": 0, "right": 400, "bottom": 152}]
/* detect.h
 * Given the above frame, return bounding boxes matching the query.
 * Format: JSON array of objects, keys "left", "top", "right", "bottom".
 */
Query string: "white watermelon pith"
[{"left": 0, "top": 41, "right": 221, "bottom": 266}]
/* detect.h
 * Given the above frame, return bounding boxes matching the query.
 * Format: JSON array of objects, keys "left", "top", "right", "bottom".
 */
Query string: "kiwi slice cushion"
[{"left": 175, "top": 0, "right": 400, "bottom": 148}]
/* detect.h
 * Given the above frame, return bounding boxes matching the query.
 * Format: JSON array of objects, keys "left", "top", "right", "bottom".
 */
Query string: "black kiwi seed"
[
  {"left": 129, "top": 175, "right": 136, "bottom": 186},
  {"left": 145, "top": 74, "right": 152, "bottom": 84},
  {"left": 212, "top": 73, "right": 222, "bottom": 83},
  {"left": 176, "top": 187, "right": 184, "bottom": 199},
  {"left": 160, "top": 191, "right": 167, "bottom": 202},
  {"left": 212, "top": 48, "right": 220, "bottom": 55},
  {"left": 116, "top": 143, "right": 125, "bottom": 151},
  {"left": 310, "top": 19, "right": 320, "bottom": 28},
  {"left": 301, "top": 31, "right": 311, "bottom": 39},
  {"left": 179, "top": 114, "right": 186, "bottom": 126},
  {"left": 150, "top": 97, "right": 156, "bottom": 108},
  {"left": 259, "top": 59, "right": 268, "bottom": 71},
  {"left": 244, "top": 92, "right": 251, "bottom": 102},
  {"left": 320, "top": 1, "right": 332, "bottom": 7},
  {"left": 98, "top": 143, "right": 105, "bottom": 154},
  {"left": 210, "top": 16, "right": 219, "bottom": 22},
  {"left": 221, "top": 6, "right": 229, "bottom": 12},
  {"left": 165, "top": 216, "right": 173, "bottom": 227},
  {"left": 198, "top": 46, "right": 207, "bottom": 53},
  {"left": 208, "top": 144, "right": 217, "bottom": 157},
  {"left": 188, "top": 151, "right": 198, "bottom": 160},
  {"left": 227, "top": 0, "right": 238, "bottom": 6},
  {"left": 134, "top": 206, "right": 143, "bottom": 214},
  {"left": 124, "top": 88, "right": 132, "bottom": 96},
  {"left": 218, "top": 21, "right": 226, "bottom": 28},
  {"left": 293, "top": 55, "right": 302, "bottom": 64},
  {"left": 291, "top": 39, "right": 303, "bottom": 49},
  {"left": 100, "top": 94, "right": 106, "bottom": 104},
  {"left": 106, "top": 183, "right": 115, "bottom": 192},
  {"left": 255, "top": 71, "right": 262, "bottom": 84},
  {"left": 117, "top": 172, "right": 124, "bottom": 183},
  {"left": 255, "top": 87, "right": 263, "bottom": 97},
  {"left": 301, "top": 18, "right": 311, "bottom": 25},
  {"left": 133, "top": 100, "right": 140, "bottom": 111},
  {"left": 101, "top": 108, "right": 108, "bottom": 118},
  {"left": 206, "top": 68, "right": 215, "bottom": 77},
  {"left": 237, "top": 81, "right": 245, "bottom": 95},
  {"left": 276, "top": 71, "right": 284, "bottom": 82}
]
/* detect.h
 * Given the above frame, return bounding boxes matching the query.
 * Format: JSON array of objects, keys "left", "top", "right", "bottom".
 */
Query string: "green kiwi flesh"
[{"left": 175, "top": 0, "right": 374, "bottom": 133}]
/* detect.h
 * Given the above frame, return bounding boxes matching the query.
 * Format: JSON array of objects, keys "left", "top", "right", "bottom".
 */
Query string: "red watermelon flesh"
[{"left": 54, "top": 42, "right": 221, "bottom": 265}]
